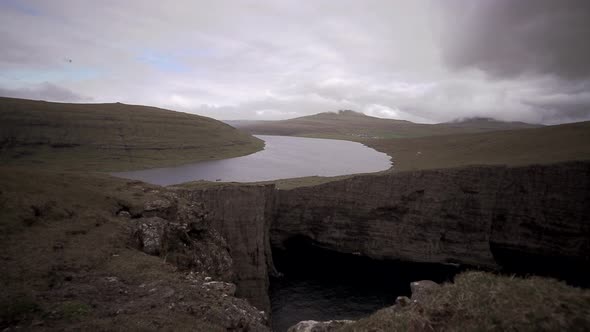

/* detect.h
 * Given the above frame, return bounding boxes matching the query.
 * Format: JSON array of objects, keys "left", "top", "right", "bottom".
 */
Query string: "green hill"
[
  {"left": 0, "top": 97, "right": 263, "bottom": 171},
  {"left": 229, "top": 110, "right": 542, "bottom": 140},
  {"left": 367, "top": 121, "right": 590, "bottom": 171}
]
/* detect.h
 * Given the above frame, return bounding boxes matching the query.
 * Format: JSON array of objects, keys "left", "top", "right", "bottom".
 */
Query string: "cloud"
[
  {"left": 0, "top": 0, "right": 588, "bottom": 124},
  {"left": 438, "top": 0, "right": 590, "bottom": 80},
  {"left": 0, "top": 82, "right": 92, "bottom": 102}
]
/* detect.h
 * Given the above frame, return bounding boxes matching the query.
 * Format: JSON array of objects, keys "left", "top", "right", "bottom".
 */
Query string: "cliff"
[
  {"left": 272, "top": 162, "right": 590, "bottom": 270},
  {"left": 178, "top": 185, "right": 277, "bottom": 314},
  {"left": 2, "top": 161, "right": 589, "bottom": 330},
  {"left": 0, "top": 169, "right": 271, "bottom": 331}
]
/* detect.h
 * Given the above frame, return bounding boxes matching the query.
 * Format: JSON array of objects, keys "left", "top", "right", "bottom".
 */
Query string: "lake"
[{"left": 112, "top": 135, "right": 391, "bottom": 185}]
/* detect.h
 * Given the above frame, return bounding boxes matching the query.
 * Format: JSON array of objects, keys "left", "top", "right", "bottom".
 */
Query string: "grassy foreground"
[
  {"left": 0, "top": 97, "right": 263, "bottom": 172},
  {"left": 0, "top": 167, "right": 267, "bottom": 331},
  {"left": 341, "top": 272, "right": 590, "bottom": 332}
]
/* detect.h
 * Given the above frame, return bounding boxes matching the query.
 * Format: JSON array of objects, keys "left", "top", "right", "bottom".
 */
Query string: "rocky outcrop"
[
  {"left": 179, "top": 184, "right": 277, "bottom": 314},
  {"left": 272, "top": 162, "right": 590, "bottom": 269},
  {"left": 129, "top": 184, "right": 276, "bottom": 317},
  {"left": 131, "top": 196, "right": 235, "bottom": 281},
  {"left": 287, "top": 320, "right": 354, "bottom": 332}
]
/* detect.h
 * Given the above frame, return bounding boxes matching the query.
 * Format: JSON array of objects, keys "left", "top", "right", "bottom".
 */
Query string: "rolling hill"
[
  {"left": 0, "top": 97, "right": 263, "bottom": 171},
  {"left": 366, "top": 121, "right": 590, "bottom": 171},
  {"left": 228, "top": 110, "right": 542, "bottom": 140}
]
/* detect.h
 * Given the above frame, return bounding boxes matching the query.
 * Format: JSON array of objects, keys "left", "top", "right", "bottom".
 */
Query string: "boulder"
[
  {"left": 410, "top": 280, "right": 440, "bottom": 302},
  {"left": 287, "top": 320, "right": 354, "bottom": 332},
  {"left": 395, "top": 295, "right": 412, "bottom": 307},
  {"left": 135, "top": 217, "right": 167, "bottom": 255}
]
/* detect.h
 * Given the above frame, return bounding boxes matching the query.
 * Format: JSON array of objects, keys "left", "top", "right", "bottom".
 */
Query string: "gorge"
[{"left": 155, "top": 160, "right": 590, "bottom": 330}]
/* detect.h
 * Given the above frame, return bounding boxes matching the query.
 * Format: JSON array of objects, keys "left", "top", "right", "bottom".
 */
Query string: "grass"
[
  {"left": 365, "top": 121, "right": 590, "bottom": 172},
  {"left": 341, "top": 271, "right": 590, "bottom": 332},
  {"left": 57, "top": 301, "right": 92, "bottom": 320},
  {"left": 0, "top": 167, "right": 256, "bottom": 331},
  {"left": 0, "top": 97, "right": 263, "bottom": 172},
  {"left": 231, "top": 110, "right": 542, "bottom": 141}
]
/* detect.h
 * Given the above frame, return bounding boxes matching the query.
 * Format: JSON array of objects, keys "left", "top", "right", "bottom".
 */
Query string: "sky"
[{"left": 1, "top": 0, "right": 589, "bottom": 124}]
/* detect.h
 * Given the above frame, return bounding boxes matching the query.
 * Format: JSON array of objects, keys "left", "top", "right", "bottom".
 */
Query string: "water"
[
  {"left": 270, "top": 237, "right": 461, "bottom": 332},
  {"left": 112, "top": 135, "right": 391, "bottom": 185}
]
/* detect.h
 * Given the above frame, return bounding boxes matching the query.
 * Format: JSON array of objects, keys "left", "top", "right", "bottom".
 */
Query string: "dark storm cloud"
[
  {"left": 436, "top": 0, "right": 590, "bottom": 123},
  {"left": 439, "top": 0, "right": 590, "bottom": 80}
]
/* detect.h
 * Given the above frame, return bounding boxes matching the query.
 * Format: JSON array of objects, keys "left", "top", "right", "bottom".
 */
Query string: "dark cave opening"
[
  {"left": 269, "top": 235, "right": 462, "bottom": 332},
  {"left": 490, "top": 245, "right": 590, "bottom": 288}
]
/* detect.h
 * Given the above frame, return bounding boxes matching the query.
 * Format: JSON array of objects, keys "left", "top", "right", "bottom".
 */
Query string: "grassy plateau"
[{"left": 0, "top": 97, "right": 263, "bottom": 172}]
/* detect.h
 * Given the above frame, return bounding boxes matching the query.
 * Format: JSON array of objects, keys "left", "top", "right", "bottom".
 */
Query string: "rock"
[
  {"left": 204, "top": 281, "right": 237, "bottom": 296},
  {"left": 144, "top": 199, "right": 172, "bottom": 212},
  {"left": 117, "top": 210, "right": 131, "bottom": 218},
  {"left": 272, "top": 162, "right": 590, "bottom": 269},
  {"left": 178, "top": 184, "right": 276, "bottom": 314},
  {"left": 287, "top": 320, "right": 354, "bottom": 332},
  {"left": 160, "top": 286, "right": 175, "bottom": 299},
  {"left": 395, "top": 295, "right": 412, "bottom": 307},
  {"left": 410, "top": 280, "right": 439, "bottom": 302},
  {"left": 135, "top": 217, "right": 167, "bottom": 255}
]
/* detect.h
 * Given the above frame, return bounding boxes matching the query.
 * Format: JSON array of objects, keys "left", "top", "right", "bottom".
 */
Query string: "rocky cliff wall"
[
  {"left": 180, "top": 185, "right": 276, "bottom": 314},
  {"left": 272, "top": 162, "right": 590, "bottom": 269}
]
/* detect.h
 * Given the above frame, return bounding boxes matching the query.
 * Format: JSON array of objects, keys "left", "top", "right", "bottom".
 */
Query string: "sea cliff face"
[
  {"left": 137, "top": 162, "right": 588, "bottom": 328},
  {"left": 179, "top": 185, "right": 277, "bottom": 314},
  {"left": 272, "top": 162, "right": 590, "bottom": 270}
]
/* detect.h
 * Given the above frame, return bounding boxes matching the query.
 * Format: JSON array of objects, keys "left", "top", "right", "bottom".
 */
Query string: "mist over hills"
[{"left": 228, "top": 109, "right": 543, "bottom": 140}]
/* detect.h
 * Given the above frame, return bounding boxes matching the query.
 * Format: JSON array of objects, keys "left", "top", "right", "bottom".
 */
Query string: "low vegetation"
[
  {"left": 366, "top": 121, "right": 590, "bottom": 171},
  {"left": 341, "top": 271, "right": 590, "bottom": 332},
  {"left": 230, "top": 110, "right": 541, "bottom": 140},
  {"left": 0, "top": 97, "right": 263, "bottom": 172},
  {"left": 0, "top": 167, "right": 261, "bottom": 331}
]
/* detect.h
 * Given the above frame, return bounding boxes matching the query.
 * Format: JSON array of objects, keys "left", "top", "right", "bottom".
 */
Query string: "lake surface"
[{"left": 112, "top": 135, "right": 391, "bottom": 185}]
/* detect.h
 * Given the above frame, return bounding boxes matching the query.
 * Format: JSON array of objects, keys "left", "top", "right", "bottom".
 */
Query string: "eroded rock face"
[
  {"left": 129, "top": 184, "right": 276, "bottom": 318},
  {"left": 135, "top": 217, "right": 166, "bottom": 255},
  {"left": 287, "top": 319, "right": 354, "bottom": 332},
  {"left": 272, "top": 162, "right": 590, "bottom": 270},
  {"left": 131, "top": 197, "right": 235, "bottom": 282},
  {"left": 179, "top": 184, "right": 277, "bottom": 314}
]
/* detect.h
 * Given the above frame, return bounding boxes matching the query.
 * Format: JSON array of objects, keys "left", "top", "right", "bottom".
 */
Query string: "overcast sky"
[{"left": 1, "top": 0, "right": 589, "bottom": 124}]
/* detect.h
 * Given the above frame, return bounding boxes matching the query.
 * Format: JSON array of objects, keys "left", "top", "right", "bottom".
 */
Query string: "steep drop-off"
[
  {"left": 272, "top": 162, "right": 590, "bottom": 272},
  {"left": 178, "top": 185, "right": 277, "bottom": 314}
]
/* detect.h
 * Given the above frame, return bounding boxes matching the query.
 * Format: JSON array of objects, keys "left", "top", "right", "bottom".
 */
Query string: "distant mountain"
[
  {"left": 230, "top": 111, "right": 543, "bottom": 140},
  {"left": 441, "top": 117, "right": 542, "bottom": 131}
]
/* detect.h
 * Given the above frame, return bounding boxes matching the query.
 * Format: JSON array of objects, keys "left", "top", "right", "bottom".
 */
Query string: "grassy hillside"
[
  {"left": 0, "top": 167, "right": 266, "bottom": 330},
  {"left": 366, "top": 121, "right": 590, "bottom": 171},
  {"left": 230, "top": 110, "right": 542, "bottom": 140},
  {"left": 0, "top": 97, "right": 263, "bottom": 171}
]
